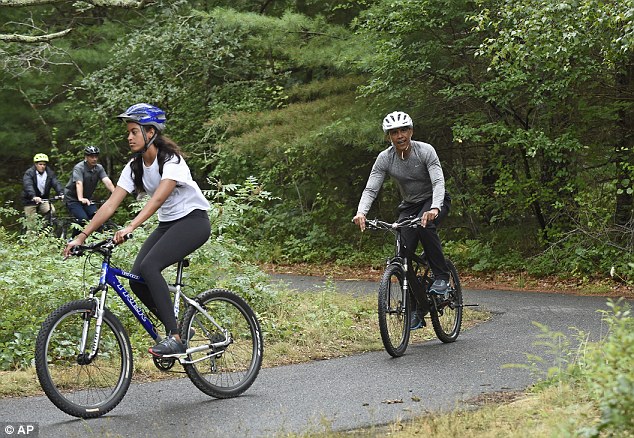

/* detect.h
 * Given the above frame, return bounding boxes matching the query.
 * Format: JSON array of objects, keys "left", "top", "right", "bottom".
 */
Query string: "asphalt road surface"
[{"left": 0, "top": 274, "right": 623, "bottom": 437}]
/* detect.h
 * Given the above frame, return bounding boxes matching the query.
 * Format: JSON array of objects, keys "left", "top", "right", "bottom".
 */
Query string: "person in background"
[
  {"left": 64, "top": 146, "right": 115, "bottom": 229},
  {"left": 353, "top": 111, "right": 452, "bottom": 330},
  {"left": 63, "top": 103, "right": 211, "bottom": 357},
  {"left": 22, "top": 153, "right": 64, "bottom": 229}
]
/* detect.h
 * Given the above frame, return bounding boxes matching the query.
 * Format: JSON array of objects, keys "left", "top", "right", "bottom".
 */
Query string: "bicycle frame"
[
  {"left": 79, "top": 241, "right": 231, "bottom": 364},
  {"left": 370, "top": 217, "right": 427, "bottom": 304}
]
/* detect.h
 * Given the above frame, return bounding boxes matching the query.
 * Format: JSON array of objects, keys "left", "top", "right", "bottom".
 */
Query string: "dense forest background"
[{"left": 1, "top": 0, "right": 632, "bottom": 282}]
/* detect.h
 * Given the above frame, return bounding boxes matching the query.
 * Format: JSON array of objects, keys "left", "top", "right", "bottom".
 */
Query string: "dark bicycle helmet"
[
  {"left": 84, "top": 146, "right": 100, "bottom": 155},
  {"left": 116, "top": 103, "right": 166, "bottom": 132}
]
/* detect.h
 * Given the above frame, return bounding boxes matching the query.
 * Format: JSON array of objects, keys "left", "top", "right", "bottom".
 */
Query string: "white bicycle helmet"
[{"left": 382, "top": 111, "right": 413, "bottom": 133}]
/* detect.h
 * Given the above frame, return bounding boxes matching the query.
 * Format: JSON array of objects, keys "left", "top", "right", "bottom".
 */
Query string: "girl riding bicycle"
[{"left": 64, "top": 103, "right": 211, "bottom": 358}]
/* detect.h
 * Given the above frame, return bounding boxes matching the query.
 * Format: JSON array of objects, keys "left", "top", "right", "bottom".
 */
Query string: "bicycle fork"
[{"left": 78, "top": 288, "right": 107, "bottom": 364}]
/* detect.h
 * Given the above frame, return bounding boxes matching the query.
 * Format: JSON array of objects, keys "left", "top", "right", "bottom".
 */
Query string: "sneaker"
[
  {"left": 149, "top": 336, "right": 186, "bottom": 357},
  {"left": 429, "top": 279, "right": 448, "bottom": 296},
  {"left": 410, "top": 310, "right": 426, "bottom": 330}
]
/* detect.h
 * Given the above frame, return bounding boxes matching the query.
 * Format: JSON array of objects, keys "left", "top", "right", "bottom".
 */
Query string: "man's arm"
[
  {"left": 354, "top": 153, "right": 388, "bottom": 231},
  {"left": 75, "top": 181, "right": 90, "bottom": 205},
  {"left": 102, "top": 177, "right": 115, "bottom": 193},
  {"left": 421, "top": 146, "right": 445, "bottom": 227},
  {"left": 22, "top": 170, "right": 37, "bottom": 200},
  {"left": 357, "top": 154, "right": 388, "bottom": 216}
]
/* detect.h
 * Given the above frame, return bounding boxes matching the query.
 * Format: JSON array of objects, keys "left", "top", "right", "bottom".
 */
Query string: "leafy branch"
[{"left": 0, "top": 0, "right": 157, "bottom": 43}]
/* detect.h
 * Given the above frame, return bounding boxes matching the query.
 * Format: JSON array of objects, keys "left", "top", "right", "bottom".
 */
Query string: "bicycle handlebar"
[
  {"left": 41, "top": 195, "right": 64, "bottom": 202},
  {"left": 69, "top": 233, "right": 133, "bottom": 257},
  {"left": 365, "top": 216, "right": 420, "bottom": 231}
]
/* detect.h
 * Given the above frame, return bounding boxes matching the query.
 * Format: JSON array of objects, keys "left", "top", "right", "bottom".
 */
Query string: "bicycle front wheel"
[
  {"left": 430, "top": 260, "right": 463, "bottom": 343},
  {"left": 34, "top": 299, "right": 133, "bottom": 418},
  {"left": 378, "top": 263, "right": 411, "bottom": 357},
  {"left": 181, "top": 289, "right": 263, "bottom": 398}
]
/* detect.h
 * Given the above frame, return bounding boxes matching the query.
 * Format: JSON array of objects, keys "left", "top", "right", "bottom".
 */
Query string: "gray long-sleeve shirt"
[{"left": 357, "top": 140, "right": 445, "bottom": 215}]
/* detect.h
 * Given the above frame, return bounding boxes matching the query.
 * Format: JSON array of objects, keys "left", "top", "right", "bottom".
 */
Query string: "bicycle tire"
[
  {"left": 378, "top": 263, "right": 411, "bottom": 357},
  {"left": 100, "top": 220, "right": 119, "bottom": 233},
  {"left": 429, "top": 259, "right": 463, "bottom": 343},
  {"left": 181, "top": 289, "right": 263, "bottom": 398},
  {"left": 53, "top": 217, "right": 69, "bottom": 239},
  {"left": 35, "top": 299, "right": 133, "bottom": 418}
]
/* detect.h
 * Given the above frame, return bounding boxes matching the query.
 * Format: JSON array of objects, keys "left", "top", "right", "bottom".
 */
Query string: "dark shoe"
[
  {"left": 429, "top": 279, "right": 448, "bottom": 296},
  {"left": 149, "top": 336, "right": 186, "bottom": 357},
  {"left": 410, "top": 310, "right": 426, "bottom": 330}
]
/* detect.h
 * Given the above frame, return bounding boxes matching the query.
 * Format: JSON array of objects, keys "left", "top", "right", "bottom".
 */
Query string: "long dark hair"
[{"left": 130, "top": 133, "right": 184, "bottom": 193}]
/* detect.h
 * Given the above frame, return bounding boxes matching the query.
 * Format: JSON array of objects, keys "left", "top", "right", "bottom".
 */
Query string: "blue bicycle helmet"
[{"left": 117, "top": 103, "right": 166, "bottom": 132}]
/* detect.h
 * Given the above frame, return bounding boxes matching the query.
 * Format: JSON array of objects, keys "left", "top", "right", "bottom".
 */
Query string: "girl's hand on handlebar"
[
  {"left": 114, "top": 226, "right": 134, "bottom": 245},
  {"left": 353, "top": 213, "right": 367, "bottom": 232},
  {"left": 63, "top": 236, "right": 85, "bottom": 259}
]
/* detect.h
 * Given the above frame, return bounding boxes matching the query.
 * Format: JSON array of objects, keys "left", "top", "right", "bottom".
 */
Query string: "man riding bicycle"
[
  {"left": 353, "top": 111, "right": 452, "bottom": 329},
  {"left": 64, "top": 146, "right": 115, "bottom": 234},
  {"left": 22, "top": 153, "right": 64, "bottom": 230}
]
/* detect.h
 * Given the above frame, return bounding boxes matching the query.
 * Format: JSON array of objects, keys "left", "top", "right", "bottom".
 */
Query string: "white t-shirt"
[
  {"left": 117, "top": 155, "right": 210, "bottom": 222},
  {"left": 36, "top": 171, "right": 47, "bottom": 194}
]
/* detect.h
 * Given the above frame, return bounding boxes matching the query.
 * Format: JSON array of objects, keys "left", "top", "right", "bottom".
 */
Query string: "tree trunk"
[{"left": 614, "top": 59, "right": 634, "bottom": 226}]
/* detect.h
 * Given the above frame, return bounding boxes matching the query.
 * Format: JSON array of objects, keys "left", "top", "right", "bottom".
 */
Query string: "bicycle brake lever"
[{"left": 69, "top": 246, "right": 84, "bottom": 257}]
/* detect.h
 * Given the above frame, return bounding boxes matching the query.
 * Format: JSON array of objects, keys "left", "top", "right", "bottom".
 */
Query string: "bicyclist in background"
[
  {"left": 64, "top": 146, "right": 115, "bottom": 233},
  {"left": 22, "top": 153, "right": 65, "bottom": 230},
  {"left": 352, "top": 111, "right": 452, "bottom": 330},
  {"left": 63, "top": 103, "right": 211, "bottom": 358}
]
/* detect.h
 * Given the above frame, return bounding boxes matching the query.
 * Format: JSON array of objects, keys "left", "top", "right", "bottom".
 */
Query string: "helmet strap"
[{"left": 140, "top": 126, "right": 158, "bottom": 153}]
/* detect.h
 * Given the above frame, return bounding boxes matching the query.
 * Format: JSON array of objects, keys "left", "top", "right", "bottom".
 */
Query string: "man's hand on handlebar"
[
  {"left": 352, "top": 212, "right": 367, "bottom": 232},
  {"left": 421, "top": 208, "right": 440, "bottom": 228}
]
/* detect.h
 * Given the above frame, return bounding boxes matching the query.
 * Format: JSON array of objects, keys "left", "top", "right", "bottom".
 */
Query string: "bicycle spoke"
[
  {"left": 430, "top": 260, "right": 463, "bottom": 343},
  {"left": 378, "top": 264, "right": 410, "bottom": 357},
  {"left": 181, "top": 289, "right": 263, "bottom": 398},
  {"left": 35, "top": 300, "right": 132, "bottom": 418}
]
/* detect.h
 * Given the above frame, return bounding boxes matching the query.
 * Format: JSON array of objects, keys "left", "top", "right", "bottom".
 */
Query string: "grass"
[{"left": 288, "top": 383, "right": 601, "bottom": 437}]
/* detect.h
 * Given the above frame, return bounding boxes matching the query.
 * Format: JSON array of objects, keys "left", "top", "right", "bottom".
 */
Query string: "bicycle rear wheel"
[
  {"left": 34, "top": 299, "right": 133, "bottom": 418},
  {"left": 430, "top": 260, "right": 463, "bottom": 343},
  {"left": 181, "top": 289, "right": 263, "bottom": 398},
  {"left": 378, "top": 263, "right": 411, "bottom": 357}
]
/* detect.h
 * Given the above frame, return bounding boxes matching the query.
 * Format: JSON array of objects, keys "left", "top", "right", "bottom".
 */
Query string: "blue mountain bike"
[{"left": 34, "top": 236, "right": 263, "bottom": 418}]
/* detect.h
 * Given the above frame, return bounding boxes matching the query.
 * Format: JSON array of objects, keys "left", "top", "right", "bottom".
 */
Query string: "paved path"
[{"left": 0, "top": 275, "right": 622, "bottom": 437}]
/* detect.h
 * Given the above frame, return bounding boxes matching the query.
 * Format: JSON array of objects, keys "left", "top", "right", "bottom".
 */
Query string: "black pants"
[
  {"left": 397, "top": 194, "right": 451, "bottom": 283},
  {"left": 129, "top": 209, "right": 211, "bottom": 335}
]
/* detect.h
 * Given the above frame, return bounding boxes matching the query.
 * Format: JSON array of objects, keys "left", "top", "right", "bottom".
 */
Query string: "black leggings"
[
  {"left": 129, "top": 209, "right": 211, "bottom": 335},
  {"left": 397, "top": 196, "right": 450, "bottom": 282}
]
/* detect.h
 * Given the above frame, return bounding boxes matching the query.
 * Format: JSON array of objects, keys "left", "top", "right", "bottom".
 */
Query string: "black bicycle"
[
  {"left": 39, "top": 195, "right": 71, "bottom": 238},
  {"left": 366, "top": 217, "right": 463, "bottom": 357},
  {"left": 51, "top": 199, "right": 118, "bottom": 240}
]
